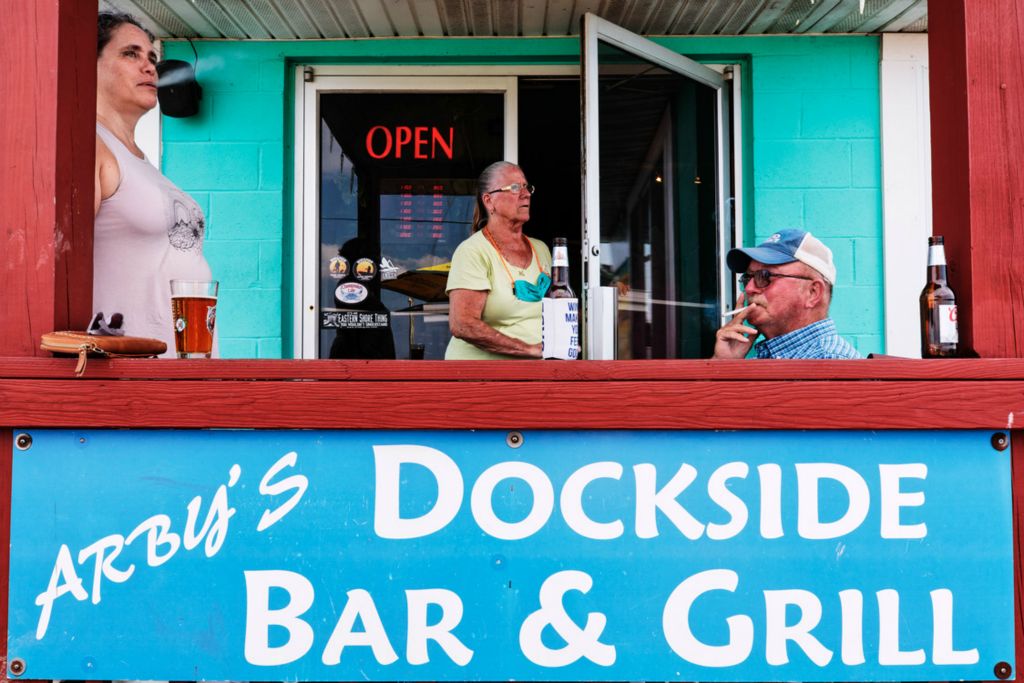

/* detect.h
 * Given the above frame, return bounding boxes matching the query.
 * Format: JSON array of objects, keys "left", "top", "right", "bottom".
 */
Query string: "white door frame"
[{"left": 294, "top": 72, "right": 524, "bottom": 358}]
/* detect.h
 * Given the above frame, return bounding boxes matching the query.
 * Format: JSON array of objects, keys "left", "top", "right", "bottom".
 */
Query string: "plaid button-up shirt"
[{"left": 755, "top": 317, "right": 861, "bottom": 359}]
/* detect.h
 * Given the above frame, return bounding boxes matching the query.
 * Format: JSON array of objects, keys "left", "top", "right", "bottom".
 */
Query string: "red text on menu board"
[
  {"left": 397, "top": 183, "right": 447, "bottom": 239},
  {"left": 366, "top": 126, "right": 455, "bottom": 160}
]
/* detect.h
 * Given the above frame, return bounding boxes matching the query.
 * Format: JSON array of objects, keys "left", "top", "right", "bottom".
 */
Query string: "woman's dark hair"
[
  {"left": 98, "top": 10, "right": 155, "bottom": 56},
  {"left": 473, "top": 161, "right": 518, "bottom": 231}
]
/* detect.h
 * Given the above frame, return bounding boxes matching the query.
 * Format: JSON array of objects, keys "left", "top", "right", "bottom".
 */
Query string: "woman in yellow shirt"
[{"left": 445, "top": 161, "right": 551, "bottom": 359}]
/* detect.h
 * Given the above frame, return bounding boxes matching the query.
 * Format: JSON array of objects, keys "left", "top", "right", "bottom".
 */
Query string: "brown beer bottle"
[
  {"left": 919, "top": 236, "right": 958, "bottom": 358},
  {"left": 546, "top": 237, "right": 575, "bottom": 299}
]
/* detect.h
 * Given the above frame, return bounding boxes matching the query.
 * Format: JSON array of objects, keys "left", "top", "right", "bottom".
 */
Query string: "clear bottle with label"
[
  {"left": 546, "top": 237, "right": 575, "bottom": 299},
  {"left": 919, "top": 236, "right": 959, "bottom": 358},
  {"left": 542, "top": 237, "right": 578, "bottom": 359}
]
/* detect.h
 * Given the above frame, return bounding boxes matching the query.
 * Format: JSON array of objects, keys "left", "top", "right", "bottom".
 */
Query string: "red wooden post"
[
  {"left": 928, "top": 1, "right": 1024, "bottom": 358},
  {"left": 0, "top": 0, "right": 96, "bottom": 356}
]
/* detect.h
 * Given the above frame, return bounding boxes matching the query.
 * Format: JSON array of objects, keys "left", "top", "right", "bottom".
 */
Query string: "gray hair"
[{"left": 473, "top": 161, "right": 520, "bottom": 231}]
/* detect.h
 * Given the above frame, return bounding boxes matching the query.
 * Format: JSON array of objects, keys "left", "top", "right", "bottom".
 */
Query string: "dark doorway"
[{"left": 518, "top": 78, "right": 583, "bottom": 295}]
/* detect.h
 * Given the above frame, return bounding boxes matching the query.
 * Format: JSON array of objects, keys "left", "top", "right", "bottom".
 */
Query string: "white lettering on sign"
[
  {"left": 257, "top": 451, "right": 308, "bottom": 532},
  {"left": 662, "top": 569, "right": 977, "bottom": 668},
  {"left": 30, "top": 442, "right": 984, "bottom": 675},
  {"left": 796, "top": 463, "right": 870, "bottom": 539},
  {"left": 35, "top": 454, "right": 307, "bottom": 640},
  {"left": 519, "top": 570, "right": 616, "bottom": 667},
  {"left": 373, "top": 444, "right": 463, "bottom": 539},
  {"left": 242, "top": 570, "right": 473, "bottom": 667},
  {"left": 372, "top": 450, "right": 928, "bottom": 542}
]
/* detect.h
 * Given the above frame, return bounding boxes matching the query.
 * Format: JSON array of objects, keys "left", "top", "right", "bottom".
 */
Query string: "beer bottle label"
[
  {"left": 927, "top": 245, "right": 947, "bottom": 267},
  {"left": 938, "top": 304, "right": 958, "bottom": 343},
  {"left": 552, "top": 247, "right": 569, "bottom": 268}
]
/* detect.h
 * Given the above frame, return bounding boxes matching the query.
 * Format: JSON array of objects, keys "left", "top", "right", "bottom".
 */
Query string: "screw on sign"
[{"left": 8, "top": 658, "right": 26, "bottom": 676}]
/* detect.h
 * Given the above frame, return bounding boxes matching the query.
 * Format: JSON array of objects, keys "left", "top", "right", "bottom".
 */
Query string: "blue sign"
[{"left": 6, "top": 429, "right": 1014, "bottom": 681}]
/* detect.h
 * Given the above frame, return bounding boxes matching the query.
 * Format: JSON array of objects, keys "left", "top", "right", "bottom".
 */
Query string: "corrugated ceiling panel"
[
  {"left": 854, "top": 0, "right": 918, "bottom": 33},
  {"left": 113, "top": 0, "right": 190, "bottom": 36},
  {"left": 744, "top": 0, "right": 799, "bottom": 34},
  {"left": 643, "top": 0, "right": 683, "bottom": 35},
  {"left": 767, "top": 0, "right": 816, "bottom": 32},
  {"left": 246, "top": 0, "right": 297, "bottom": 38},
  {"left": 160, "top": 0, "right": 222, "bottom": 37},
  {"left": 101, "top": 0, "right": 162, "bottom": 34},
  {"left": 355, "top": 0, "right": 398, "bottom": 36},
  {"left": 408, "top": 0, "right": 446, "bottom": 35},
  {"left": 619, "top": 0, "right": 656, "bottom": 33},
  {"left": 598, "top": 0, "right": 630, "bottom": 26},
  {"left": 98, "top": 0, "right": 930, "bottom": 38},
  {"left": 720, "top": 0, "right": 773, "bottom": 35},
  {"left": 184, "top": 0, "right": 249, "bottom": 37},
  {"left": 522, "top": 0, "right": 547, "bottom": 35},
  {"left": 437, "top": 0, "right": 469, "bottom": 35},
  {"left": 669, "top": 0, "right": 711, "bottom": 35},
  {"left": 467, "top": 0, "right": 494, "bottom": 35},
  {"left": 331, "top": 1, "right": 371, "bottom": 37},
  {"left": 299, "top": 0, "right": 347, "bottom": 37},
  {"left": 790, "top": 0, "right": 843, "bottom": 34},
  {"left": 566, "top": 0, "right": 604, "bottom": 36},
  {"left": 885, "top": 3, "right": 927, "bottom": 31},
  {"left": 902, "top": 15, "right": 927, "bottom": 32},
  {"left": 695, "top": 0, "right": 740, "bottom": 34},
  {"left": 218, "top": 0, "right": 271, "bottom": 38},
  {"left": 383, "top": 0, "right": 423, "bottom": 36},
  {"left": 267, "top": 0, "right": 321, "bottom": 38},
  {"left": 494, "top": 0, "right": 519, "bottom": 36},
  {"left": 803, "top": 0, "right": 864, "bottom": 33}
]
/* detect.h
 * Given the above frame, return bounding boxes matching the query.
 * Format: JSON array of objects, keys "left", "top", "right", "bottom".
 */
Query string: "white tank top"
[{"left": 93, "top": 123, "right": 214, "bottom": 357}]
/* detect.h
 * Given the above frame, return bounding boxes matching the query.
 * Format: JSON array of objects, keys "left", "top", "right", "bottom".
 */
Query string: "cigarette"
[{"left": 721, "top": 304, "right": 751, "bottom": 319}]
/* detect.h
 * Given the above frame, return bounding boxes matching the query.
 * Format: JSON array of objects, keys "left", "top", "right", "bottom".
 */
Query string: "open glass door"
[{"left": 581, "top": 14, "right": 731, "bottom": 359}]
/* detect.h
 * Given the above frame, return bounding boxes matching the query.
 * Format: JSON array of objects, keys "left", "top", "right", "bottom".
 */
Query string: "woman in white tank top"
[{"left": 94, "top": 11, "right": 214, "bottom": 356}]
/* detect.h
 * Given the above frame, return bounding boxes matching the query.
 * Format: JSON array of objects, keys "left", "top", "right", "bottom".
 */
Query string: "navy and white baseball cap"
[{"left": 726, "top": 229, "right": 836, "bottom": 285}]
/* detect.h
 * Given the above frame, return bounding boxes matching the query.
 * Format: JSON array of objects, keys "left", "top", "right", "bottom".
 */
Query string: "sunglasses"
[
  {"left": 739, "top": 269, "right": 816, "bottom": 289},
  {"left": 486, "top": 183, "right": 536, "bottom": 196}
]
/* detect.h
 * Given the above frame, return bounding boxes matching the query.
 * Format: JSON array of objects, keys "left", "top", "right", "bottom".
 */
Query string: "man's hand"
[{"left": 712, "top": 294, "right": 758, "bottom": 359}]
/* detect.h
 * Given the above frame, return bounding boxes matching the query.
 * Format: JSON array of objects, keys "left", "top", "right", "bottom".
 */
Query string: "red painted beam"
[
  {"left": 7, "top": 356, "right": 1024, "bottom": 381},
  {"left": 929, "top": 1, "right": 1024, "bottom": 358},
  {"left": 0, "top": 0, "right": 96, "bottom": 356},
  {"left": 0, "top": 377, "right": 1023, "bottom": 431}
]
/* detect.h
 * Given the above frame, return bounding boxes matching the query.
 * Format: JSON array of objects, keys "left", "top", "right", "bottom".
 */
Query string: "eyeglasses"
[
  {"left": 486, "top": 183, "right": 536, "bottom": 196},
  {"left": 739, "top": 269, "right": 815, "bottom": 289}
]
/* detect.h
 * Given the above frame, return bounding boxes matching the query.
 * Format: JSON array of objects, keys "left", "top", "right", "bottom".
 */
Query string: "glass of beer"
[{"left": 170, "top": 279, "right": 218, "bottom": 358}]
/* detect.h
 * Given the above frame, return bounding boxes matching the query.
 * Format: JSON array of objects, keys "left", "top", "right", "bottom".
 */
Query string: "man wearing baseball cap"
[{"left": 713, "top": 229, "right": 860, "bottom": 359}]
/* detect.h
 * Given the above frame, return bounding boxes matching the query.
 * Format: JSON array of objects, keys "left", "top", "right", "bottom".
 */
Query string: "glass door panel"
[
  {"left": 582, "top": 14, "right": 729, "bottom": 359},
  {"left": 300, "top": 76, "right": 517, "bottom": 359}
]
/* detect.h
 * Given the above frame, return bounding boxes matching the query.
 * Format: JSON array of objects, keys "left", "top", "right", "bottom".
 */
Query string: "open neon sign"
[{"left": 366, "top": 126, "right": 455, "bottom": 160}]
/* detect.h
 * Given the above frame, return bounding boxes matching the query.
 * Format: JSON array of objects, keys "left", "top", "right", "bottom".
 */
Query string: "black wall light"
[
  {"left": 156, "top": 59, "right": 202, "bottom": 118},
  {"left": 156, "top": 38, "right": 202, "bottom": 118}
]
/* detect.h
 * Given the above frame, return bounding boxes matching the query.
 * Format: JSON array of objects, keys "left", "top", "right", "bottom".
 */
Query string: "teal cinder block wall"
[{"left": 164, "top": 35, "right": 882, "bottom": 358}]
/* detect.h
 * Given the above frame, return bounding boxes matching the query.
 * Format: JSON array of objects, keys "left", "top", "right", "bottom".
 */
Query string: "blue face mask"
[{"left": 513, "top": 272, "right": 550, "bottom": 302}]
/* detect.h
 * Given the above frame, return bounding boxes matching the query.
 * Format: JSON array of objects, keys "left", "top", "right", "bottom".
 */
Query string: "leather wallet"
[{"left": 40, "top": 331, "right": 167, "bottom": 376}]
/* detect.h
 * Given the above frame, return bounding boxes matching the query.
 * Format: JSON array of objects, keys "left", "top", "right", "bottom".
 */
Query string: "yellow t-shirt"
[{"left": 444, "top": 230, "right": 552, "bottom": 360}]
